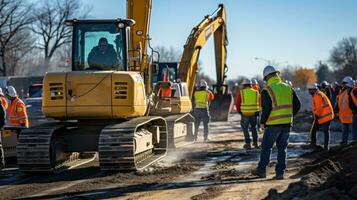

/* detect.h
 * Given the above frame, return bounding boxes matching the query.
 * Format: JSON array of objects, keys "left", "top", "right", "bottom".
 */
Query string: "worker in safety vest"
[
  {"left": 251, "top": 79, "right": 262, "bottom": 132},
  {"left": 252, "top": 65, "right": 301, "bottom": 180},
  {"left": 5, "top": 86, "right": 29, "bottom": 128},
  {"left": 0, "top": 92, "right": 5, "bottom": 170},
  {"left": 349, "top": 79, "right": 357, "bottom": 142},
  {"left": 0, "top": 88, "right": 8, "bottom": 110},
  {"left": 194, "top": 79, "right": 214, "bottom": 142},
  {"left": 235, "top": 79, "right": 260, "bottom": 149},
  {"left": 335, "top": 76, "right": 354, "bottom": 145},
  {"left": 307, "top": 83, "right": 334, "bottom": 150},
  {"left": 320, "top": 81, "right": 333, "bottom": 103},
  {"left": 159, "top": 81, "right": 172, "bottom": 98}
]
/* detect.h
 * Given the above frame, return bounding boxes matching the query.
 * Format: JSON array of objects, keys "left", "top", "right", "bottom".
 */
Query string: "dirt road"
[{"left": 0, "top": 114, "right": 313, "bottom": 200}]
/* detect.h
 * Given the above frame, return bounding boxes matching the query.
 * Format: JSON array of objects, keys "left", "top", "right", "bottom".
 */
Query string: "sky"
[{"left": 84, "top": 0, "right": 357, "bottom": 80}]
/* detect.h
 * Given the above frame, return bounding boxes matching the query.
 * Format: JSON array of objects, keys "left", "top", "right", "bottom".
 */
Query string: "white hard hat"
[
  {"left": 0, "top": 88, "right": 3, "bottom": 96},
  {"left": 342, "top": 76, "right": 353, "bottom": 84},
  {"left": 307, "top": 83, "right": 318, "bottom": 90},
  {"left": 251, "top": 79, "right": 258, "bottom": 84},
  {"left": 5, "top": 86, "right": 17, "bottom": 98},
  {"left": 199, "top": 79, "right": 208, "bottom": 88},
  {"left": 242, "top": 79, "right": 252, "bottom": 85},
  {"left": 346, "top": 79, "right": 355, "bottom": 88},
  {"left": 320, "top": 81, "right": 329, "bottom": 87},
  {"left": 263, "top": 65, "right": 279, "bottom": 79}
]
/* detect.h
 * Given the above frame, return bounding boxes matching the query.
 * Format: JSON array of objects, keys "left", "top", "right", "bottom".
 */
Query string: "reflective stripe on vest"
[
  {"left": 240, "top": 88, "right": 259, "bottom": 115},
  {"left": 338, "top": 90, "right": 353, "bottom": 123},
  {"left": 9, "top": 97, "right": 28, "bottom": 127},
  {"left": 265, "top": 77, "right": 293, "bottom": 125},
  {"left": 313, "top": 91, "right": 334, "bottom": 124},
  {"left": 194, "top": 90, "right": 209, "bottom": 109}
]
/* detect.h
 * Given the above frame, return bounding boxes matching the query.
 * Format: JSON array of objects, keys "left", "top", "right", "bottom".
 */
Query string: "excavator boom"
[{"left": 179, "top": 4, "right": 232, "bottom": 121}]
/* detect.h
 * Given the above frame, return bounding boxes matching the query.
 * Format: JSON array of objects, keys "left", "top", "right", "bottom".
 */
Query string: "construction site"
[{"left": 1, "top": 0, "right": 357, "bottom": 199}]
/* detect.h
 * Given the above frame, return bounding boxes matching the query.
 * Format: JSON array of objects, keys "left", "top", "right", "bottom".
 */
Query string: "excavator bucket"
[{"left": 209, "top": 85, "right": 233, "bottom": 122}]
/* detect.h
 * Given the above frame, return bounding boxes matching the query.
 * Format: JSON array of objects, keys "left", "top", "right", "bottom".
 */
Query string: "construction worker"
[
  {"left": 194, "top": 79, "right": 214, "bottom": 142},
  {"left": 5, "top": 86, "right": 29, "bottom": 128},
  {"left": 335, "top": 77, "right": 354, "bottom": 145},
  {"left": 87, "top": 37, "right": 119, "bottom": 70},
  {"left": 236, "top": 79, "right": 260, "bottom": 149},
  {"left": 252, "top": 79, "right": 262, "bottom": 132},
  {"left": 320, "top": 81, "right": 333, "bottom": 103},
  {"left": 159, "top": 81, "right": 172, "bottom": 98},
  {"left": 252, "top": 65, "right": 301, "bottom": 180},
  {"left": 0, "top": 88, "right": 8, "bottom": 110},
  {"left": 349, "top": 80, "right": 357, "bottom": 142},
  {"left": 307, "top": 83, "right": 334, "bottom": 150},
  {"left": 0, "top": 95, "right": 5, "bottom": 170}
]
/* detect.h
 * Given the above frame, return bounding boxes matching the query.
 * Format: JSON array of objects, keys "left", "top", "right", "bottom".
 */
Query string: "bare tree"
[
  {"left": 329, "top": 37, "right": 357, "bottom": 79},
  {"left": 0, "top": 0, "right": 34, "bottom": 76},
  {"left": 32, "top": 0, "right": 89, "bottom": 71},
  {"left": 155, "top": 46, "right": 182, "bottom": 62}
]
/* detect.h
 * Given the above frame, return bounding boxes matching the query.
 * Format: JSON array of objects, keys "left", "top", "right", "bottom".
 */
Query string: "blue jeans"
[
  {"left": 194, "top": 108, "right": 210, "bottom": 140},
  {"left": 341, "top": 123, "right": 352, "bottom": 144},
  {"left": 353, "top": 116, "right": 357, "bottom": 141},
  {"left": 241, "top": 115, "right": 258, "bottom": 144},
  {"left": 257, "top": 126, "right": 290, "bottom": 175}
]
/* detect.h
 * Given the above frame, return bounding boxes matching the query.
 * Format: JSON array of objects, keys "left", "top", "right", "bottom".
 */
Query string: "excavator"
[
  {"left": 15, "top": 0, "right": 231, "bottom": 172},
  {"left": 178, "top": 4, "right": 233, "bottom": 122}
]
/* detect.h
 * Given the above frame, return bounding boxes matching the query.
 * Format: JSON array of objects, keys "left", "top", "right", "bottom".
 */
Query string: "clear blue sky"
[{"left": 84, "top": 0, "right": 357, "bottom": 80}]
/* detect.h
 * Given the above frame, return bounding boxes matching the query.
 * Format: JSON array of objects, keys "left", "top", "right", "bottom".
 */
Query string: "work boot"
[
  {"left": 243, "top": 143, "right": 251, "bottom": 149},
  {"left": 274, "top": 174, "right": 284, "bottom": 180},
  {"left": 253, "top": 142, "right": 259, "bottom": 149},
  {"left": 251, "top": 168, "right": 266, "bottom": 178}
]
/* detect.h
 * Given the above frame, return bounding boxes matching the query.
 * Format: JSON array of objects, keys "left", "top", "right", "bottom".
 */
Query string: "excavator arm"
[
  {"left": 179, "top": 4, "right": 228, "bottom": 98},
  {"left": 127, "top": 0, "right": 154, "bottom": 93},
  {"left": 179, "top": 4, "right": 232, "bottom": 121}
]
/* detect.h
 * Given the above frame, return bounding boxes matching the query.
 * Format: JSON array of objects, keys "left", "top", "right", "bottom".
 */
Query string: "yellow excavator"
[
  {"left": 16, "top": 1, "right": 231, "bottom": 172},
  {"left": 179, "top": 4, "right": 232, "bottom": 121}
]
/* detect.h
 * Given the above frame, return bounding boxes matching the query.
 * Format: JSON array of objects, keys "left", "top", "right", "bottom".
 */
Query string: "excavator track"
[
  {"left": 99, "top": 116, "right": 167, "bottom": 171},
  {"left": 17, "top": 122, "right": 76, "bottom": 172},
  {"left": 165, "top": 113, "right": 195, "bottom": 148}
]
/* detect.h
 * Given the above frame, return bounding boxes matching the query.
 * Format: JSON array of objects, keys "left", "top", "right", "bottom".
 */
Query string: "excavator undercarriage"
[{"left": 17, "top": 117, "right": 168, "bottom": 172}]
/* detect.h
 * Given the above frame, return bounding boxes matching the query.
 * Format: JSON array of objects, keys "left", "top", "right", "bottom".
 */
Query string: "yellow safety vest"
[
  {"left": 240, "top": 88, "right": 259, "bottom": 115},
  {"left": 194, "top": 90, "right": 209, "bottom": 109},
  {"left": 264, "top": 76, "right": 293, "bottom": 125}
]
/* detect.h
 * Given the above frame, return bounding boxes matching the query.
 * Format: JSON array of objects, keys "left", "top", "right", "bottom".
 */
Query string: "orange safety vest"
[
  {"left": 312, "top": 91, "right": 334, "bottom": 124},
  {"left": 9, "top": 97, "right": 29, "bottom": 128},
  {"left": 160, "top": 87, "right": 172, "bottom": 98},
  {"left": 0, "top": 96, "right": 8, "bottom": 110},
  {"left": 338, "top": 90, "right": 353, "bottom": 124},
  {"left": 351, "top": 86, "right": 357, "bottom": 107}
]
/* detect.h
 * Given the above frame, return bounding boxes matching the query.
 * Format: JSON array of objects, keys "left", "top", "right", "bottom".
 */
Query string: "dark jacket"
[
  {"left": 87, "top": 44, "right": 119, "bottom": 70},
  {"left": 321, "top": 87, "right": 333, "bottom": 104},
  {"left": 260, "top": 89, "right": 301, "bottom": 127},
  {"left": 0, "top": 104, "right": 5, "bottom": 128}
]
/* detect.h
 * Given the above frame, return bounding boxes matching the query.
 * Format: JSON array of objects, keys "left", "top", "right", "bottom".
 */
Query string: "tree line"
[{"left": 0, "top": 0, "right": 88, "bottom": 76}]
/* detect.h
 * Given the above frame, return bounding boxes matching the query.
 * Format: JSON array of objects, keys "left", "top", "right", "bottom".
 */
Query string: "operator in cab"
[
  {"left": 87, "top": 37, "right": 119, "bottom": 70},
  {"left": 194, "top": 79, "right": 214, "bottom": 143},
  {"left": 5, "top": 86, "right": 29, "bottom": 128}
]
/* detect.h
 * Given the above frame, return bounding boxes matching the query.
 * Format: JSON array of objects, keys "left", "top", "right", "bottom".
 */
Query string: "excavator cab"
[{"left": 68, "top": 19, "right": 134, "bottom": 71}]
